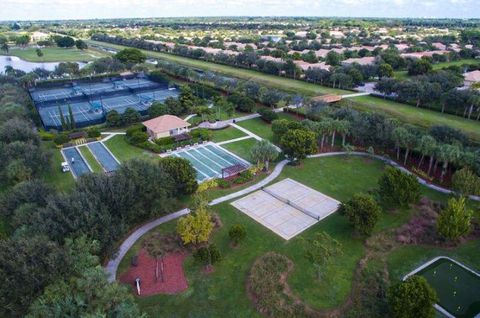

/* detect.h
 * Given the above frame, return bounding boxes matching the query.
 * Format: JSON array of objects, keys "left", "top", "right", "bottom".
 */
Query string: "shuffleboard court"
[
  {"left": 404, "top": 257, "right": 480, "bottom": 318},
  {"left": 231, "top": 178, "right": 340, "bottom": 240},
  {"left": 171, "top": 143, "right": 250, "bottom": 182},
  {"left": 62, "top": 147, "right": 92, "bottom": 178},
  {"left": 87, "top": 142, "right": 120, "bottom": 172}
]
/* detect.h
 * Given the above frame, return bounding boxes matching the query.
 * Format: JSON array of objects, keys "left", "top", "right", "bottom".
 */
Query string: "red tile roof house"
[
  {"left": 464, "top": 70, "right": 480, "bottom": 87},
  {"left": 143, "top": 115, "right": 191, "bottom": 140},
  {"left": 341, "top": 56, "right": 377, "bottom": 66}
]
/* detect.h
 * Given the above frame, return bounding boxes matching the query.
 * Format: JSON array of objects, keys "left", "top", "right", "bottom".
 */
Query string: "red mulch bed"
[{"left": 119, "top": 249, "right": 188, "bottom": 297}]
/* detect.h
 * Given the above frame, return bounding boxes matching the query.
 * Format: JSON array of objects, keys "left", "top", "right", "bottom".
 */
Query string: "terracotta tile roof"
[
  {"left": 142, "top": 115, "right": 190, "bottom": 133},
  {"left": 464, "top": 70, "right": 480, "bottom": 83}
]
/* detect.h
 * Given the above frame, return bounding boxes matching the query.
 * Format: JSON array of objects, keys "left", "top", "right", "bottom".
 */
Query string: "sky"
[{"left": 1, "top": 0, "right": 479, "bottom": 21}]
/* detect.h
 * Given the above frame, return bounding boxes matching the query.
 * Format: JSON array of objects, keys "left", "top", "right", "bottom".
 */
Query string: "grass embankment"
[
  {"left": 349, "top": 96, "right": 480, "bottom": 141},
  {"left": 115, "top": 156, "right": 469, "bottom": 317},
  {"left": 88, "top": 40, "right": 480, "bottom": 142},
  {"left": 3, "top": 47, "right": 107, "bottom": 62}
]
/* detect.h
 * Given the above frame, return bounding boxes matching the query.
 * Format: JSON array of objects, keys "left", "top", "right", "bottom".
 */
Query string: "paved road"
[{"left": 105, "top": 152, "right": 478, "bottom": 282}]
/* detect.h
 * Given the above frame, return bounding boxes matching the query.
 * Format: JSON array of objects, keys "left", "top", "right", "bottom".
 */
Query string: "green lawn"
[
  {"left": 86, "top": 39, "right": 351, "bottom": 96},
  {"left": 117, "top": 155, "right": 461, "bottom": 317},
  {"left": 220, "top": 137, "right": 257, "bottom": 161},
  {"left": 104, "top": 135, "right": 157, "bottom": 162},
  {"left": 349, "top": 96, "right": 480, "bottom": 141},
  {"left": 3, "top": 47, "right": 107, "bottom": 62},
  {"left": 40, "top": 142, "right": 75, "bottom": 191},
  {"left": 78, "top": 145, "right": 103, "bottom": 173},
  {"left": 210, "top": 126, "right": 247, "bottom": 143},
  {"left": 432, "top": 58, "right": 479, "bottom": 70},
  {"left": 237, "top": 118, "right": 275, "bottom": 142}
]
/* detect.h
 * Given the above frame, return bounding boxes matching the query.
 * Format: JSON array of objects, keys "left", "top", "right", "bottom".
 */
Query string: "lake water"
[{"left": 0, "top": 55, "right": 86, "bottom": 73}]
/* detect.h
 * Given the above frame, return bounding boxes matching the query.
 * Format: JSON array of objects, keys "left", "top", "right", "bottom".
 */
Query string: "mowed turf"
[
  {"left": 220, "top": 137, "right": 257, "bottom": 161},
  {"left": 349, "top": 96, "right": 480, "bottom": 141},
  {"left": 104, "top": 135, "right": 156, "bottom": 162},
  {"left": 4, "top": 47, "right": 107, "bottom": 62},
  {"left": 210, "top": 126, "right": 247, "bottom": 142},
  {"left": 40, "top": 141, "right": 75, "bottom": 190}
]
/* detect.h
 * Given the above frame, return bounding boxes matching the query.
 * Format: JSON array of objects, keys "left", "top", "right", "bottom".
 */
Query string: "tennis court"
[
  {"left": 62, "top": 147, "right": 92, "bottom": 178},
  {"left": 171, "top": 143, "right": 250, "bottom": 182},
  {"left": 231, "top": 178, "right": 340, "bottom": 240},
  {"left": 87, "top": 142, "right": 121, "bottom": 172},
  {"left": 404, "top": 257, "right": 480, "bottom": 318},
  {"left": 31, "top": 77, "right": 178, "bottom": 130}
]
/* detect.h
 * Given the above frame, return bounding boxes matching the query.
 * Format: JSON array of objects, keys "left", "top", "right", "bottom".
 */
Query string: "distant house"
[
  {"left": 400, "top": 50, "right": 449, "bottom": 59},
  {"left": 464, "top": 70, "right": 480, "bottom": 87},
  {"left": 143, "top": 115, "right": 191, "bottom": 139},
  {"left": 341, "top": 56, "right": 377, "bottom": 66}
]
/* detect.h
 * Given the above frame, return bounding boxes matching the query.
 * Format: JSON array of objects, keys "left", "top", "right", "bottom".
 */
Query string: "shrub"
[
  {"left": 197, "top": 179, "right": 218, "bottom": 192},
  {"left": 227, "top": 94, "right": 256, "bottom": 113},
  {"left": 155, "top": 136, "right": 175, "bottom": 146},
  {"left": 388, "top": 276, "right": 437, "bottom": 318},
  {"left": 258, "top": 108, "right": 279, "bottom": 123},
  {"left": 216, "top": 179, "right": 230, "bottom": 189},
  {"left": 452, "top": 167, "right": 480, "bottom": 196},
  {"left": 38, "top": 130, "right": 54, "bottom": 141},
  {"left": 193, "top": 243, "right": 221, "bottom": 266},
  {"left": 128, "top": 131, "right": 148, "bottom": 144},
  {"left": 229, "top": 224, "right": 246, "bottom": 245},
  {"left": 340, "top": 193, "right": 381, "bottom": 237},
  {"left": 53, "top": 133, "right": 69, "bottom": 146},
  {"left": 378, "top": 166, "right": 420, "bottom": 208},
  {"left": 436, "top": 196, "right": 473, "bottom": 241},
  {"left": 86, "top": 127, "right": 101, "bottom": 138},
  {"left": 190, "top": 128, "right": 212, "bottom": 141}
]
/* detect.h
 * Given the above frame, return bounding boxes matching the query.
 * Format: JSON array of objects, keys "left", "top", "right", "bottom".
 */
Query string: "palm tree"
[
  {"left": 249, "top": 140, "right": 279, "bottom": 171},
  {"left": 1, "top": 42, "right": 8, "bottom": 54},
  {"left": 417, "top": 135, "right": 436, "bottom": 169},
  {"left": 437, "top": 144, "right": 462, "bottom": 183},
  {"left": 337, "top": 120, "right": 350, "bottom": 147},
  {"left": 316, "top": 119, "right": 332, "bottom": 151},
  {"left": 4, "top": 65, "right": 14, "bottom": 76},
  {"left": 467, "top": 94, "right": 480, "bottom": 120},
  {"left": 392, "top": 127, "right": 408, "bottom": 161}
]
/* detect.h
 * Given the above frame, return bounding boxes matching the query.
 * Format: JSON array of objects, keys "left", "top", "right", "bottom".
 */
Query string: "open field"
[
  {"left": 348, "top": 96, "right": 480, "bottom": 141},
  {"left": 2, "top": 47, "right": 107, "bottom": 62},
  {"left": 114, "top": 155, "right": 473, "bottom": 317},
  {"left": 432, "top": 58, "right": 479, "bottom": 70},
  {"left": 88, "top": 40, "right": 480, "bottom": 141},
  {"left": 87, "top": 40, "right": 352, "bottom": 96}
]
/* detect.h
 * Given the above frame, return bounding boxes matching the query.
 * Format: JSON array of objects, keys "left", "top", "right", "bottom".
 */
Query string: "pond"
[{"left": 0, "top": 55, "right": 86, "bottom": 73}]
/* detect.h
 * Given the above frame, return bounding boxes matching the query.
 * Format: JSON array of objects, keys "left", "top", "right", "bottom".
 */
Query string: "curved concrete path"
[{"left": 105, "top": 151, "right": 478, "bottom": 282}]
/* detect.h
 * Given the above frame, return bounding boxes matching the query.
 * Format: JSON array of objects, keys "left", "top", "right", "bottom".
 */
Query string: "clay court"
[
  {"left": 119, "top": 249, "right": 188, "bottom": 296},
  {"left": 231, "top": 178, "right": 340, "bottom": 240}
]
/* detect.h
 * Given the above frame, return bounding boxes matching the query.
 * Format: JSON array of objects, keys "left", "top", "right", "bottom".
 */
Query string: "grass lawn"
[
  {"left": 210, "top": 126, "right": 247, "bottom": 143},
  {"left": 86, "top": 40, "right": 352, "bottom": 96},
  {"left": 349, "top": 96, "right": 480, "bottom": 141},
  {"left": 117, "top": 155, "right": 458, "bottom": 317},
  {"left": 432, "top": 58, "right": 479, "bottom": 70},
  {"left": 220, "top": 137, "right": 257, "bottom": 161},
  {"left": 78, "top": 145, "right": 103, "bottom": 173},
  {"left": 237, "top": 118, "right": 275, "bottom": 142},
  {"left": 3, "top": 47, "right": 107, "bottom": 62},
  {"left": 104, "top": 135, "right": 157, "bottom": 162},
  {"left": 40, "top": 142, "right": 75, "bottom": 191}
]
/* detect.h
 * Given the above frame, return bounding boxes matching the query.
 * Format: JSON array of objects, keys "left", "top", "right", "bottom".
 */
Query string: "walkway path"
[
  {"left": 106, "top": 208, "right": 190, "bottom": 282},
  {"left": 198, "top": 113, "right": 260, "bottom": 129},
  {"left": 230, "top": 123, "right": 262, "bottom": 141},
  {"left": 101, "top": 132, "right": 126, "bottom": 142},
  {"left": 341, "top": 92, "right": 371, "bottom": 98},
  {"left": 216, "top": 135, "right": 253, "bottom": 145},
  {"left": 105, "top": 151, "right": 479, "bottom": 282}
]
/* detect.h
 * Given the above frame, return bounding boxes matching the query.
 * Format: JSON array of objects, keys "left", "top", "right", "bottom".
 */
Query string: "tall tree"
[{"left": 249, "top": 140, "right": 279, "bottom": 170}]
